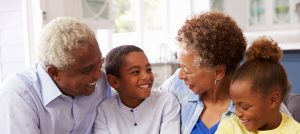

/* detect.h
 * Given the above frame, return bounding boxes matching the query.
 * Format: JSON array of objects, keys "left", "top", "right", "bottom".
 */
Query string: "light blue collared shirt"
[
  {"left": 160, "top": 69, "right": 291, "bottom": 134},
  {"left": 93, "top": 90, "right": 181, "bottom": 134},
  {"left": 0, "top": 63, "right": 111, "bottom": 134}
]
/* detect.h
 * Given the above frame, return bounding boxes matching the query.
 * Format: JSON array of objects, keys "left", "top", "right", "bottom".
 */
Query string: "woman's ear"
[
  {"left": 47, "top": 65, "right": 60, "bottom": 81},
  {"left": 107, "top": 74, "right": 120, "bottom": 90},
  {"left": 215, "top": 65, "right": 226, "bottom": 80}
]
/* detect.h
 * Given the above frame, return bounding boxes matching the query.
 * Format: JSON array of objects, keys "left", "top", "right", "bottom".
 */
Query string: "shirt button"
[
  {"left": 131, "top": 109, "right": 134, "bottom": 112},
  {"left": 134, "top": 123, "right": 137, "bottom": 126}
]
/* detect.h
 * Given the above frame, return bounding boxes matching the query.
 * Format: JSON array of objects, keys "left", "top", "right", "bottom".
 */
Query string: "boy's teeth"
[{"left": 139, "top": 84, "right": 149, "bottom": 89}]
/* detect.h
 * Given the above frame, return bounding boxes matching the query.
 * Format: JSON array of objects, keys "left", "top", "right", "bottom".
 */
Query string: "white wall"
[{"left": 0, "top": 0, "right": 26, "bottom": 81}]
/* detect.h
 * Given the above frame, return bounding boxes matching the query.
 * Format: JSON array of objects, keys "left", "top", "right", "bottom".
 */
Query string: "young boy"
[
  {"left": 215, "top": 36, "right": 300, "bottom": 134},
  {"left": 93, "top": 45, "right": 180, "bottom": 134}
]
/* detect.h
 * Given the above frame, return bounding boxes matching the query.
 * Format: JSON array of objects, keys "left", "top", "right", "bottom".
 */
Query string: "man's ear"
[
  {"left": 107, "top": 74, "right": 120, "bottom": 90},
  {"left": 215, "top": 65, "right": 226, "bottom": 80},
  {"left": 47, "top": 65, "right": 60, "bottom": 81},
  {"left": 269, "top": 90, "right": 281, "bottom": 109}
]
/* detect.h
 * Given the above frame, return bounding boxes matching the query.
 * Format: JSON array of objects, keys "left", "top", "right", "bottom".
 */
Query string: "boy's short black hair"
[{"left": 104, "top": 45, "right": 144, "bottom": 78}]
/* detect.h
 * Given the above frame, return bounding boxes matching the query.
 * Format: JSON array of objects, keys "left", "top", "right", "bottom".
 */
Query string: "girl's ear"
[
  {"left": 215, "top": 65, "right": 226, "bottom": 80},
  {"left": 269, "top": 90, "right": 281, "bottom": 109},
  {"left": 107, "top": 74, "right": 120, "bottom": 90}
]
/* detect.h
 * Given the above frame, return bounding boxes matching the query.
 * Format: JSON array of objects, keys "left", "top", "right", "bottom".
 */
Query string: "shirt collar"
[
  {"left": 223, "top": 100, "right": 235, "bottom": 117},
  {"left": 186, "top": 88, "right": 235, "bottom": 116},
  {"left": 117, "top": 94, "right": 149, "bottom": 112},
  {"left": 227, "top": 100, "right": 235, "bottom": 113},
  {"left": 37, "top": 64, "right": 63, "bottom": 106},
  {"left": 187, "top": 89, "right": 199, "bottom": 102}
]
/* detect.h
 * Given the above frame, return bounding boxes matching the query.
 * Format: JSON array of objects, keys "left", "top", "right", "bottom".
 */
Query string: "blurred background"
[{"left": 0, "top": 0, "right": 300, "bottom": 93}]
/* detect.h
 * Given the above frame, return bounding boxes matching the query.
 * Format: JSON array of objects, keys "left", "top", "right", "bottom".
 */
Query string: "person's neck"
[
  {"left": 259, "top": 111, "right": 282, "bottom": 131},
  {"left": 202, "top": 77, "right": 231, "bottom": 104},
  {"left": 119, "top": 95, "right": 144, "bottom": 108}
]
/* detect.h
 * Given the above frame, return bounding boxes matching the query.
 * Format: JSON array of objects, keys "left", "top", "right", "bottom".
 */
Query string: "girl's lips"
[{"left": 240, "top": 119, "right": 250, "bottom": 126}]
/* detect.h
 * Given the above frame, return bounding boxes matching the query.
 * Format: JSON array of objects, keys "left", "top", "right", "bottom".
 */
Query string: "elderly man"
[{"left": 0, "top": 17, "right": 111, "bottom": 133}]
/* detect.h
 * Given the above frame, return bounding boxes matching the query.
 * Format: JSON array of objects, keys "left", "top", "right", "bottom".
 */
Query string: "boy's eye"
[
  {"left": 131, "top": 70, "right": 140, "bottom": 74},
  {"left": 146, "top": 68, "right": 152, "bottom": 72}
]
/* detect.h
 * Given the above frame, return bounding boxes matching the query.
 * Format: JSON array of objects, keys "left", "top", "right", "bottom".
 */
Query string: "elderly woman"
[{"left": 160, "top": 12, "right": 290, "bottom": 134}]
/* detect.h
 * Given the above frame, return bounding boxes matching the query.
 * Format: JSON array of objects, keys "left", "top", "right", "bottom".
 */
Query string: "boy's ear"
[
  {"left": 107, "top": 74, "right": 120, "bottom": 90},
  {"left": 215, "top": 65, "right": 226, "bottom": 80},
  {"left": 269, "top": 90, "right": 281, "bottom": 109},
  {"left": 47, "top": 65, "right": 60, "bottom": 81}
]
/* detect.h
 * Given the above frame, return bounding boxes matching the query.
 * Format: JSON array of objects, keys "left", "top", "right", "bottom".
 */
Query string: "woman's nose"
[{"left": 178, "top": 68, "right": 187, "bottom": 80}]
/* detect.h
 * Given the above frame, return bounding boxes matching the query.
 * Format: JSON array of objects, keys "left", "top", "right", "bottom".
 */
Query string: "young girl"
[
  {"left": 93, "top": 45, "right": 180, "bottom": 134},
  {"left": 215, "top": 36, "right": 300, "bottom": 133}
]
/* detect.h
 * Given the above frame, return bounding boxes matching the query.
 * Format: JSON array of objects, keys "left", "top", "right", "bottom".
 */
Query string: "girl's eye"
[
  {"left": 241, "top": 107, "right": 249, "bottom": 110},
  {"left": 240, "top": 105, "right": 251, "bottom": 110}
]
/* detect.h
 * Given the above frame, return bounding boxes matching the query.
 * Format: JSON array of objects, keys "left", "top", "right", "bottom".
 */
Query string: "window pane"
[
  {"left": 273, "top": 0, "right": 290, "bottom": 24},
  {"left": 112, "top": 0, "right": 135, "bottom": 33},
  {"left": 143, "top": 0, "right": 163, "bottom": 31},
  {"left": 249, "top": 0, "right": 265, "bottom": 26}
]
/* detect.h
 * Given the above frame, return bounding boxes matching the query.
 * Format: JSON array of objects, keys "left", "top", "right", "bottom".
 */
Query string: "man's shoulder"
[
  {"left": 0, "top": 67, "right": 38, "bottom": 93},
  {"left": 0, "top": 67, "right": 41, "bottom": 108}
]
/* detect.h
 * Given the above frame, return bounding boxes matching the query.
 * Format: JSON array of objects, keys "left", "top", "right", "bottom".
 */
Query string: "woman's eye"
[{"left": 183, "top": 69, "right": 191, "bottom": 74}]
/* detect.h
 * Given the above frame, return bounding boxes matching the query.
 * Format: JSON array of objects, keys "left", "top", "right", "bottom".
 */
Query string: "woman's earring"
[{"left": 214, "top": 80, "right": 218, "bottom": 86}]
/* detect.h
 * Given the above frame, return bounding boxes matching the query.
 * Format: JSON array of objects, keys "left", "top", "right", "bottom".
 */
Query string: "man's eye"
[{"left": 82, "top": 67, "right": 93, "bottom": 73}]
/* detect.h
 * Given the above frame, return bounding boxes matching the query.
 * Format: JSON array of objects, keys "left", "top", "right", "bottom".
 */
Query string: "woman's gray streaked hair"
[{"left": 37, "top": 16, "right": 96, "bottom": 70}]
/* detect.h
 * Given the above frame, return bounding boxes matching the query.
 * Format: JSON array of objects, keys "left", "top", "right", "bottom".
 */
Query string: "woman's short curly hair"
[
  {"left": 37, "top": 16, "right": 96, "bottom": 70},
  {"left": 176, "top": 12, "right": 246, "bottom": 75}
]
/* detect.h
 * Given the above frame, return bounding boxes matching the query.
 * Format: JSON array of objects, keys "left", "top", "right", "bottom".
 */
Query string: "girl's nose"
[{"left": 236, "top": 110, "right": 243, "bottom": 118}]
